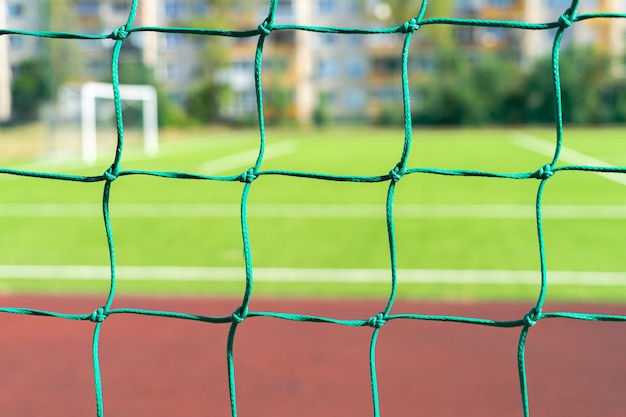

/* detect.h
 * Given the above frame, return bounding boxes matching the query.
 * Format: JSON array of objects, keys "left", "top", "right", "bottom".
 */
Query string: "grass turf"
[{"left": 0, "top": 125, "right": 624, "bottom": 301}]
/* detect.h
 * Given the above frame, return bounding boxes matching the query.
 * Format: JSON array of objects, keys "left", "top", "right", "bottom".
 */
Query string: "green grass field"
[{"left": 0, "top": 125, "right": 625, "bottom": 302}]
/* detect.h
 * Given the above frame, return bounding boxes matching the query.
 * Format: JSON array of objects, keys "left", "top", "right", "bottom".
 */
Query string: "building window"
[
  {"left": 346, "top": 58, "right": 366, "bottom": 77},
  {"left": 164, "top": 1, "right": 184, "bottom": 18},
  {"left": 546, "top": 0, "right": 570, "bottom": 8},
  {"left": 192, "top": 1, "right": 208, "bottom": 15},
  {"left": 272, "top": 30, "right": 295, "bottom": 45},
  {"left": 164, "top": 62, "right": 183, "bottom": 81},
  {"left": 76, "top": 1, "right": 99, "bottom": 17},
  {"left": 111, "top": 1, "right": 130, "bottom": 14},
  {"left": 578, "top": 0, "right": 599, "bottom": 11},
  {"left": 346, "top": 90, "right": 366, "bottom": 110},
  {"left": 486, "top": 0, "right": 513, "bottom": 7},
  {"left": 319, "top": 33, "right": 337, "bottom": 45},
  {"left": 232, "top": 60, "right": 254, "bottom": 72},
  {"left": 277, "top": 0, "right": 293, "bottom": 17},
  {"left": 347, "top": 34, "right": 363, "bottom": 46},
  {"left": 455, "top": 27, "right": 473, "bottom": 44},
  {"left": 371, "top": 57, "right": 400, "bottom": 75},
  {"left": 164, "top": 33, "right": 183, "bottom": 49},
  {"left": 372, "top": 86, "right": 401, "bottom": 102},
  {"left": 318, "top": 0, "right": 336, "bottom": 15},
  {"left": 8, "top": 36, "right": 23, "bottom": 50},
  {"left": 263, "top": 58, "right": 288, "bottom": 74},
  {"left": 7, "top": 2, "right": 24, "bottom": 18},
  {"left": 317, "top": 58, "right": 337, "bottom": 77},
  {"left": 347, "top": 0, "right": 360, "bottom": 13},
  {"left": 480, "top": 27, "right": 507, "bottom": 47},
  {"left": 411, "top": 56, "right": 434, "bottom": 73}
]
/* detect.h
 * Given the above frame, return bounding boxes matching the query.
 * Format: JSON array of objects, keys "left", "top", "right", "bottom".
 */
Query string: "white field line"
[
  {"left": 200, "top": 140, "right": 296, "bottom": 175},
  {"left": 0, "top": 136, "right": 249, "bottom": 181},
  {"left": 0, "top": 265, "right": 624, "bottom": 286},
  {"left": 0, "top": 203, "right": 625, "bottom": 219},
  {"left": 512, "top": 132, "right": 626, "bottom": 186}
]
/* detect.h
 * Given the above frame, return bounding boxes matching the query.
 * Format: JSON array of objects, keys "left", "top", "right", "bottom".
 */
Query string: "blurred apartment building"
[
  {"left": 455, "top": 0, "right": 626, "bottom": 66},
  {"left": 1, "top": 0, "right": 625, "bottom": 122}
]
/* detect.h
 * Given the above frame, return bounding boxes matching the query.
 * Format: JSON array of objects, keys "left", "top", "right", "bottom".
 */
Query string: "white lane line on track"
[
  {"left": 511, "top": 132, "right": 626, "bottom": 186},
  {"left": 0, "top": 203, "right": 625, "bottom": 219},
  {"left": 200, "top": 140, "right": 296, "bottom": 175},
  {"left": 0, "top": 265, "right": 623, "bottom": 285}
]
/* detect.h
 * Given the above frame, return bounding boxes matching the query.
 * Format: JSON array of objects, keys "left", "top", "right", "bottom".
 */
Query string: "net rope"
[{"left": 1, "top": 0, "right": 626, "bottom": 415}]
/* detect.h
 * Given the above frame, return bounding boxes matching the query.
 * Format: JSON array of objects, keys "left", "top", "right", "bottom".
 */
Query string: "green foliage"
[
  {"left": 524, "top": 48, "right": 615, "bottom": 124},
  {"left": 313, "top": 93, "right": 332, "bottom": 127},
  {"left": 41, "top": 0, "right": 84, "bottom": 91},
  {"left": 182, "top": 0, "right": 249, "bottom": 125},
  {"left": 264, "top": 85, "right": 293, "bottom": 125},
  {"left": 116, "top": 50, "right": 189, "bottom": 127},
  {"left": 186, "top": 80, "right": 231, "bottom": 123},
  {"left": 11, "top": 0, "right": 82, "bottom": 122},
  {"left": 413, "top": 51, "right": 524, "bottom": 125},
  {"left": 10, "top": 59, "right": 55, "bottom": 121},
  {"left": 412, "top": 47, "right": 626, "bottom": 126}
]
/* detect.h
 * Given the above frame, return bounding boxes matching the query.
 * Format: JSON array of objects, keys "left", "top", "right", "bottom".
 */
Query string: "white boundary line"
[
  {"left": 200, "top": 140, "right": 296, "bottom": 175},
  {"left": 0, "top": 203, "right": 625, "bottom": 218},
  {"left": 0, "top": 265, "right": 623, "bottom": 285},
  {"left": 0, "top": 135, "right": 250, "bottom": 181},
  {"left": 512, "top": 132, "right": 626, "bottom": 186}
]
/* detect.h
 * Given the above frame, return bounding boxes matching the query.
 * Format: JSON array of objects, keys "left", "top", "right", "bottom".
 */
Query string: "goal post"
[{"left": 80, "top": 82, "right": 158, "bottom": 165}]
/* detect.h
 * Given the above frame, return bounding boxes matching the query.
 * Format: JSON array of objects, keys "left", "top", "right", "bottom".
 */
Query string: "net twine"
[{"left": 1, "top": 0, "right": 626, "bottom": 416}]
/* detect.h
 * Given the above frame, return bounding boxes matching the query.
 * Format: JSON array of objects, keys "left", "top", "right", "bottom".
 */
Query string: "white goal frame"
[{"left": 81, "top": 82, "right": 158, "bottom": 165}]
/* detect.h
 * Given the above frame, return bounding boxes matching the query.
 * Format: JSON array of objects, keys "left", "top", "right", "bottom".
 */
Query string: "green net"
[{"left": 1, "top": 0, "right": 626, "bottom": 416}]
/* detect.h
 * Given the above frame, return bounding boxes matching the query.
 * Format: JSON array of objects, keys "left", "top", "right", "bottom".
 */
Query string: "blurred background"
[{"left": 2, "top": 0, "right": 626, "bottom": 132}]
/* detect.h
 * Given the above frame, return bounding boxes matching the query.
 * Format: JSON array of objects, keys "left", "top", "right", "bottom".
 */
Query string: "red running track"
[{"left": 0, "top": 295, "right": 624, "bottom": 417}]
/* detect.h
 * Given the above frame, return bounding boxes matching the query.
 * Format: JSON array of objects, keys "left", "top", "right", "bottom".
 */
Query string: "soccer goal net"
[
  {"left": 51, "top": 82, "right": 158, "bottom": 165},
  {"left": 1, "top": 1, "right": 625, "bottom": 417}
]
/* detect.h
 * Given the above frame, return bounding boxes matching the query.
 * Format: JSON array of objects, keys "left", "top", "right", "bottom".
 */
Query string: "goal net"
[{"left": 1, "top": 1, "right": 625, "bottom": 417}]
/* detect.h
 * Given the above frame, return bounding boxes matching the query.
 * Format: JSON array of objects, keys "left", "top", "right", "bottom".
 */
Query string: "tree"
[
  {"left": 116, "top": 49, "right": 187, "bottom": 126},
  {"left": 184, "top": 0, "right": 245, "bottom": 124},
  {"left": 412, "top": 51, "right": 525, "bottom": 125},
  {"left": 11, "top": 59, "right": 55, "bottom": 121},
  {"left": 186, "top": 81, "right": 231, "bottom": 124},
  {"left": 41, "top": 0, "right": 84, "bottom": 93},
  {"left": 523, "top": 47, "right": 614, "bottom": 124},
  {"left": 10, "top": 1, "right": 83, "bottom": 122}
]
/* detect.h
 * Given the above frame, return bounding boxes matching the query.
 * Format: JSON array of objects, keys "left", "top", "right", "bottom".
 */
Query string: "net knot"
[
  {"left": 258, "top": 19, "right": 273, "bottom": 36},
  {"left": 90, "top": 307, "right": 108, "bottom": 323},
  {"left": 367, "top": 313, "right": 386, "bottom": 329},
  {"left": 110, "top": 25, "right": 129, "bottom": 40},
  {"left": 104, "top": 167, "right": 119, "bottom": 182},
  {"left": 231, "top": 307, "right": 247, "bottom": 324},
  {"left": 532, "top": 164, "right": 554, "bottom": 180},
  {"left": 389, "top": 166, "right": 404, "bottom": 182},
  {"left": 400, "top": 18, "right": 420, "bottom": 33},
  {"left": 523, "top": 307, "right": 541, "bottom": 327},
  {"left": 239, "top": 168, "right": 258, "bottom": 183},
  {"left": 558, "top": 10, "right": 574, "bottom": 29}
]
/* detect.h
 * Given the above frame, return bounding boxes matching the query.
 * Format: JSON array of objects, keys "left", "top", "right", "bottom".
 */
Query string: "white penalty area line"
[
  {"left": 200, "top": 140, "right": 296, "bottom": 175},
  {"left": 0, "top": 265, "right": 624, "bottom": 286},
  {"left": 1, "top": 203, "right": 626, "bottom": 219},
  {"left": 511, "top": 132, "right": 626, "bottom": 186}
]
